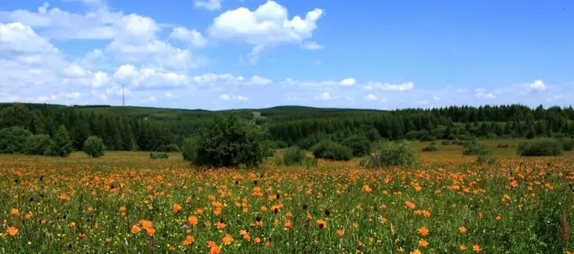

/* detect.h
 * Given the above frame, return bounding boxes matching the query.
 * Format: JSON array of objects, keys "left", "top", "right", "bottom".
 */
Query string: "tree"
[
  {"left": 50, "top": 124, "right": 73, "bottom": 157},
  {"left": 83, "top": 135, "right": 106, "bottom": 158},
  {"left": 342, "top": 134, "right": 372, "bottom": 157},
  {"left": 0, "top": 126, "right": 33, "bottom": 154},
  {"left": 23, "top": 134, "right": 53, "bottom": 155},
  {"left": 182, "top": 114, "right": 268, "bottom": 168}
]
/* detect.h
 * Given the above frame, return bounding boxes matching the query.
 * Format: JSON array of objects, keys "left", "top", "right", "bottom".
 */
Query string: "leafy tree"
[
  {"left": 0, "top": 126, "right": 33, "bottom": 154},
  {"left": 361, "top": 141, "right": 418, "bottom": 168},
  {"left": 83, "top": 135, "right": 106, "bottom": 158},
  {"left": 342, "top": 134, "right": 372, "bottom": 157},
  {"left": 517, "top": 138, "right": 564, "bottom": 157},
  {"left": 50, "top": 125, "right": 73, "bottom": 157},
  {"left": 23, "top": 134, "right": 53, "bottom": 155},
  {"left": 311, "top": 140, "right": 353, "bottom": 161},
  {"left": 281, "top": 146, "right": 307, "bottom": 166},
  {"left": 183, "top": 114, "right": 268, "bottom": 168}
]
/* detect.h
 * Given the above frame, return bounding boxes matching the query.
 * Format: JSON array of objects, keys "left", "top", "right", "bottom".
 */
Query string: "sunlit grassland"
[{"left": 0, "top": 140, "right": 573, "bottom": 253}]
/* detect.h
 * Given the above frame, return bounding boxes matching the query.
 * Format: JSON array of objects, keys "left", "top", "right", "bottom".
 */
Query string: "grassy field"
[{"left": 0, "top": 141, "right": 573, "bottom": 253}]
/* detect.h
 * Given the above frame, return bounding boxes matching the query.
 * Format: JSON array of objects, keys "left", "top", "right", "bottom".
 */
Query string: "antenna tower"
[{"left": 122, "top": 83, "right": 125, "bottom": 106}]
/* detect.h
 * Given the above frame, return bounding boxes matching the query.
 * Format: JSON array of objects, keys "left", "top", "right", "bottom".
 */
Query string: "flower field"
[{"left": 0, "top": 150, "right": 573, "bottom": 253}]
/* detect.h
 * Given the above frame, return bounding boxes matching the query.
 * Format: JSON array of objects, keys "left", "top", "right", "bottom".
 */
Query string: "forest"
[{"left": 0, "top": 102, "right": 573, "bottom": 154}]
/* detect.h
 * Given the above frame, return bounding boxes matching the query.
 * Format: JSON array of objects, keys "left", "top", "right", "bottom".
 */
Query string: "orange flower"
[
  {"left": 337, "top": 229, "right": 345, "bottom": 237},
  {"left": 418, "top": 239, "right": 428, "bottom": 248},
  {"left": 418, "top": 226, "right": 429, "bottom": 237},
  {"left": 410, "top": 249, "right": 422, "bottom": 254},
  {"left": 187, "top": 215, "right": 198, "bottom": 226},
  {"left": 131, "top": 225, "right": 141, "bottom": 234},
  {"left": 183, "top": 235, "right": 195, "bottom": 246},
  {"left": 209, "top": 245, "right": 221, "bottom": 254},
  {"left": 173, "top": 203, "right": 182, "bottom": 213},
  {"left": 10, "top": 208, "right": 19, "bottom": 216},
  {"left": 216, "top": 221, "right": 226, "bottom": 230},
  {"left": 405, "top": 201, "right": 416, "bottom": 209},
  {"left": 316, "top": 219, "right": 327, "bottom": 229},
  {"left": 459, "top": 245, "right": 467, "bottom": 251},
  {"left": 472, "top": 244, "right": 482, "bottom": 252},
  {"left": 459, "top": 226, "right": 467, "bottom": 234},
  {"left": 222, "top": 233, "right": 234, "bottom": 245},
  {"left": 6, "top": 226, "right": 18, "bottom": 236},
  {"left": 284, "top": 219, "right": 292, "bottom": 229}
]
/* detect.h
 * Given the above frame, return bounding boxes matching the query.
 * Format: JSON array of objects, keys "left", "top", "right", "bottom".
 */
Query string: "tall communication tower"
[{"left": 122, "top": 83, "right": 125, "bottom": 106}]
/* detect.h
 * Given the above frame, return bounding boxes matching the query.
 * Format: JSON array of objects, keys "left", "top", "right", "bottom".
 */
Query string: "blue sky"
[{"left": 0, "top": 0, "right": 573, "bottom": 110}]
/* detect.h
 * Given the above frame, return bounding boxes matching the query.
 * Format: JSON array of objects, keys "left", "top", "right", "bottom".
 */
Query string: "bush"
[
  {"left": 281, "top": 146, "right": 306, "bottom": 166},
  {"left": 182, "top": 114, "right": 268, "bottom": 168},
  {"left": 517, "top": 138, "right": 564, "bottom": 157},
  {"left": 422, "top": 141, "right": 439, "bottom": 152},
  {"left": 23, "top": 134, "right": 52, "bottom": 155},
  {"left": 561, "top": 138, "right": 574, "bottom": 151},
  {"left": 496, "top": 144, "right": 509, "bottom": 148},
  {"left": 361, "top": 141, "right": 418, "bottom": 168},
  {"left": 181, "top": 136, "right": 198, "bottom": 162},
  {"left": 475, "top": 150, "right": 499, "bottom": 165},
  {"left": 311, "top": 140, "right": 353, "bottom": 161},
  {"left": 50, "top": 125, "right": 73, "bottom": 157},
  {"left": 83, "top": 136, "right": 106, "bottom": 158},
  {"left": 150, "top": 152, "right": 169, "bottom": 159},
  {"left": 342, "top": 135, "right": 372, "bottom": 157},
  {"left": 0, "top": 126, "right": 33, "bottom": 154},
  {"left": 156, "top": 144, "right": 179, "bottom": 152},
  {"left": 440, "top": 140, "right": 452, "bottom": 146},
  {"left": 462, "top": 140, "right": 489, "bottom": 155}
]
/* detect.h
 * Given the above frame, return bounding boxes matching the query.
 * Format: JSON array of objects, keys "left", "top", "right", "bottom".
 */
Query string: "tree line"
[{"left": 0, "top": 103, "right": 573, "bottom": 154}]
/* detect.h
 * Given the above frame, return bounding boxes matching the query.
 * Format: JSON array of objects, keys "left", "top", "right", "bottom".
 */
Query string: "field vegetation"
[{"left": 0, "top": 102, "right": 573, "bottom": 252}]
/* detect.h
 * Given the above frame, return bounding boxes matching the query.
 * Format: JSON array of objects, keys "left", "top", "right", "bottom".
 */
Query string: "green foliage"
[
  {"left": 23, "top": 134, "right": 53, "bottom": 155},
  {"left": 0, "top": 126, "right": 33, "bottom": 154},
  {"left": 517, "top": 138, "right": 564, "bottom": 157},
  {"left": 422, "top": 141, "right": 439, "bottom": 152},
  {"left": 311, "top": 140, "right": 353, "bottom": 161},
  {"left": 50, "top": 125, "right": 73, "bottom": 157},
  {"left": 496, "top": 144, "right": 509, "bottom": 148},
  {"left": 83, "top": 136, "right": 106, "bottom": 158},
  {"left": 156, "top": 144, "right": 180, "bottom": 152},
  {"left": 475, "top": 150, "right": 499, "bottom": 165},
  {"left": 281, "top": 146, "right": 307, "bottom": 166},
  {"left": 462, "top": 140, "right": 489, "bottom": 156},
  {"left": 150, "top": 152, "right": 169, "bottom": 159},
  {"left": 361, "top": 141, "right": 418, "bottom": 168},
  {"left": 182, "top": 114, "right": 268, "bottom": 168},
  {"left": 560, "top": 138, "right": 574, "bottom": 151},
  {"left": 440, "top": 140, "right": 452, "bottom": 146},
  {"left": 342, "top": 134, "right": 372, "bottom": 157},
  {"left": 181, "top": 136, "right": 198, "bottom": 162}
]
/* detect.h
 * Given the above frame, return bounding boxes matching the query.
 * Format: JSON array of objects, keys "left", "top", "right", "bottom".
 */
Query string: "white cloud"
[
  {"left": 301, "top": 41, "right": 322, "bottom": 50},
  {"left": 219, "top": 94, "right": 248, "bottom": 101},
  {"left": 195, "top": 0, "right": 222, "bottom": 10},
  {"left": 169, "top": 27, "right": 208, "bottom": 48},
  {"left": 364, "top": 81, "right": 414, "bottom": 91},
  {"left": 208, "top": 0, "right": 323, "bottom": 62},
  {"left": 527, "top": 79, "right": 546, "bottom": 91},
  {"left": 191, "top": 73, "right": 271, "bottom": 86},
  {"left": 340, "top": 78, "right": 356, "bottom": 86},
  {"left": 113, "top": 64, "right": 189, "bottom": 90},
  {"left": 365, "top": 94, "right": 377, "bottom": 100},
  {"left": 475, "top": 88, "right": 499, "bottom": 99},
  {"left": 315, "top": 92, "right": 331, "bottom": 100}
]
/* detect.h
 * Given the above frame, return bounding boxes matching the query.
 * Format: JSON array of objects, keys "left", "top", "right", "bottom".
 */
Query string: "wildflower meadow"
[{"left": 0, "top": 144, "right": 572, "bottom": 253}]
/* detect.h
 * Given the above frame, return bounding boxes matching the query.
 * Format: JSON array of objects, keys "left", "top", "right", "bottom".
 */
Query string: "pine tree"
[{"left": 50, "top": 124, "right": 73, "bottom": 157}]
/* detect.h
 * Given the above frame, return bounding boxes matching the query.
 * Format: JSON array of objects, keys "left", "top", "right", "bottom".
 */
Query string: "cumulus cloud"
[
  {"left": 527, "top": 79, "right": 546, "bottom": 91},
  {"left": 365, "top": 94, "right": 378, "bottom": 100},
  {"left": 195, "top": 0, "right": 222, "bottom": 10},
  {"left": 208, "top": 0, "right": 323, "bottom": 62}
]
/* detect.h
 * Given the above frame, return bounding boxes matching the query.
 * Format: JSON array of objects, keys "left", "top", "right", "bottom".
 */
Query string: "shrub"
[
  {"left": 156, "top": 144, "right": 180, "bottom": 152},
  {"left": 281, "top": 146, "right": 306, "bottom": 166},
  {"left": 182, "top": 114, "right": 268, "bottom": 168},
  {"left": 83, "top": 136, "right": 106, "bottom": 158},
  {"left": 496, "top": 144, "right": 509, "bottom": 148},
  {"left": 475, "top": 150, "right": 499, "bottom": 165},
  {"left": 311, "top": 140, "right": 353, "bottom": 161},
  {"left": 0, "top": 126, "right": 33, "bottom": 154},
  {"left": 23, "top": 134, "right": 53, "bottom": 155},
  {"left": 462, "top": 140, "right": 489, "bottom": 155},
  {"left": 150, "top": 152, "right": 169, "bottom": 159},
  {"left": 181, "top": 136, "right": 198, "bottom": 162},
  {"left": 361, "top": 141, "right": 418, "bottom": 168},
  {"left": 342, "top": 135, "right": 372, "bottom": 157},
  {"left": 517, "top": 138, "right": 564, "bottom": 157},
  {"left": 49, "top": 125, "right": 73, "bottom": 157},
  {"left": 440, "top": 140, "right": 452, "bottom": 146},
  {"left": 561, "top": 138, "right": 574, "bottom": 151},
  {"left": 422, "top": 141, "right": 439, "bottom": 152}
]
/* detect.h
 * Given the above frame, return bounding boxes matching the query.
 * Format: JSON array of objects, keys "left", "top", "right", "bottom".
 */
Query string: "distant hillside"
[{"left": 0, "top": 103, "right": 389, "bottom": 121}]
